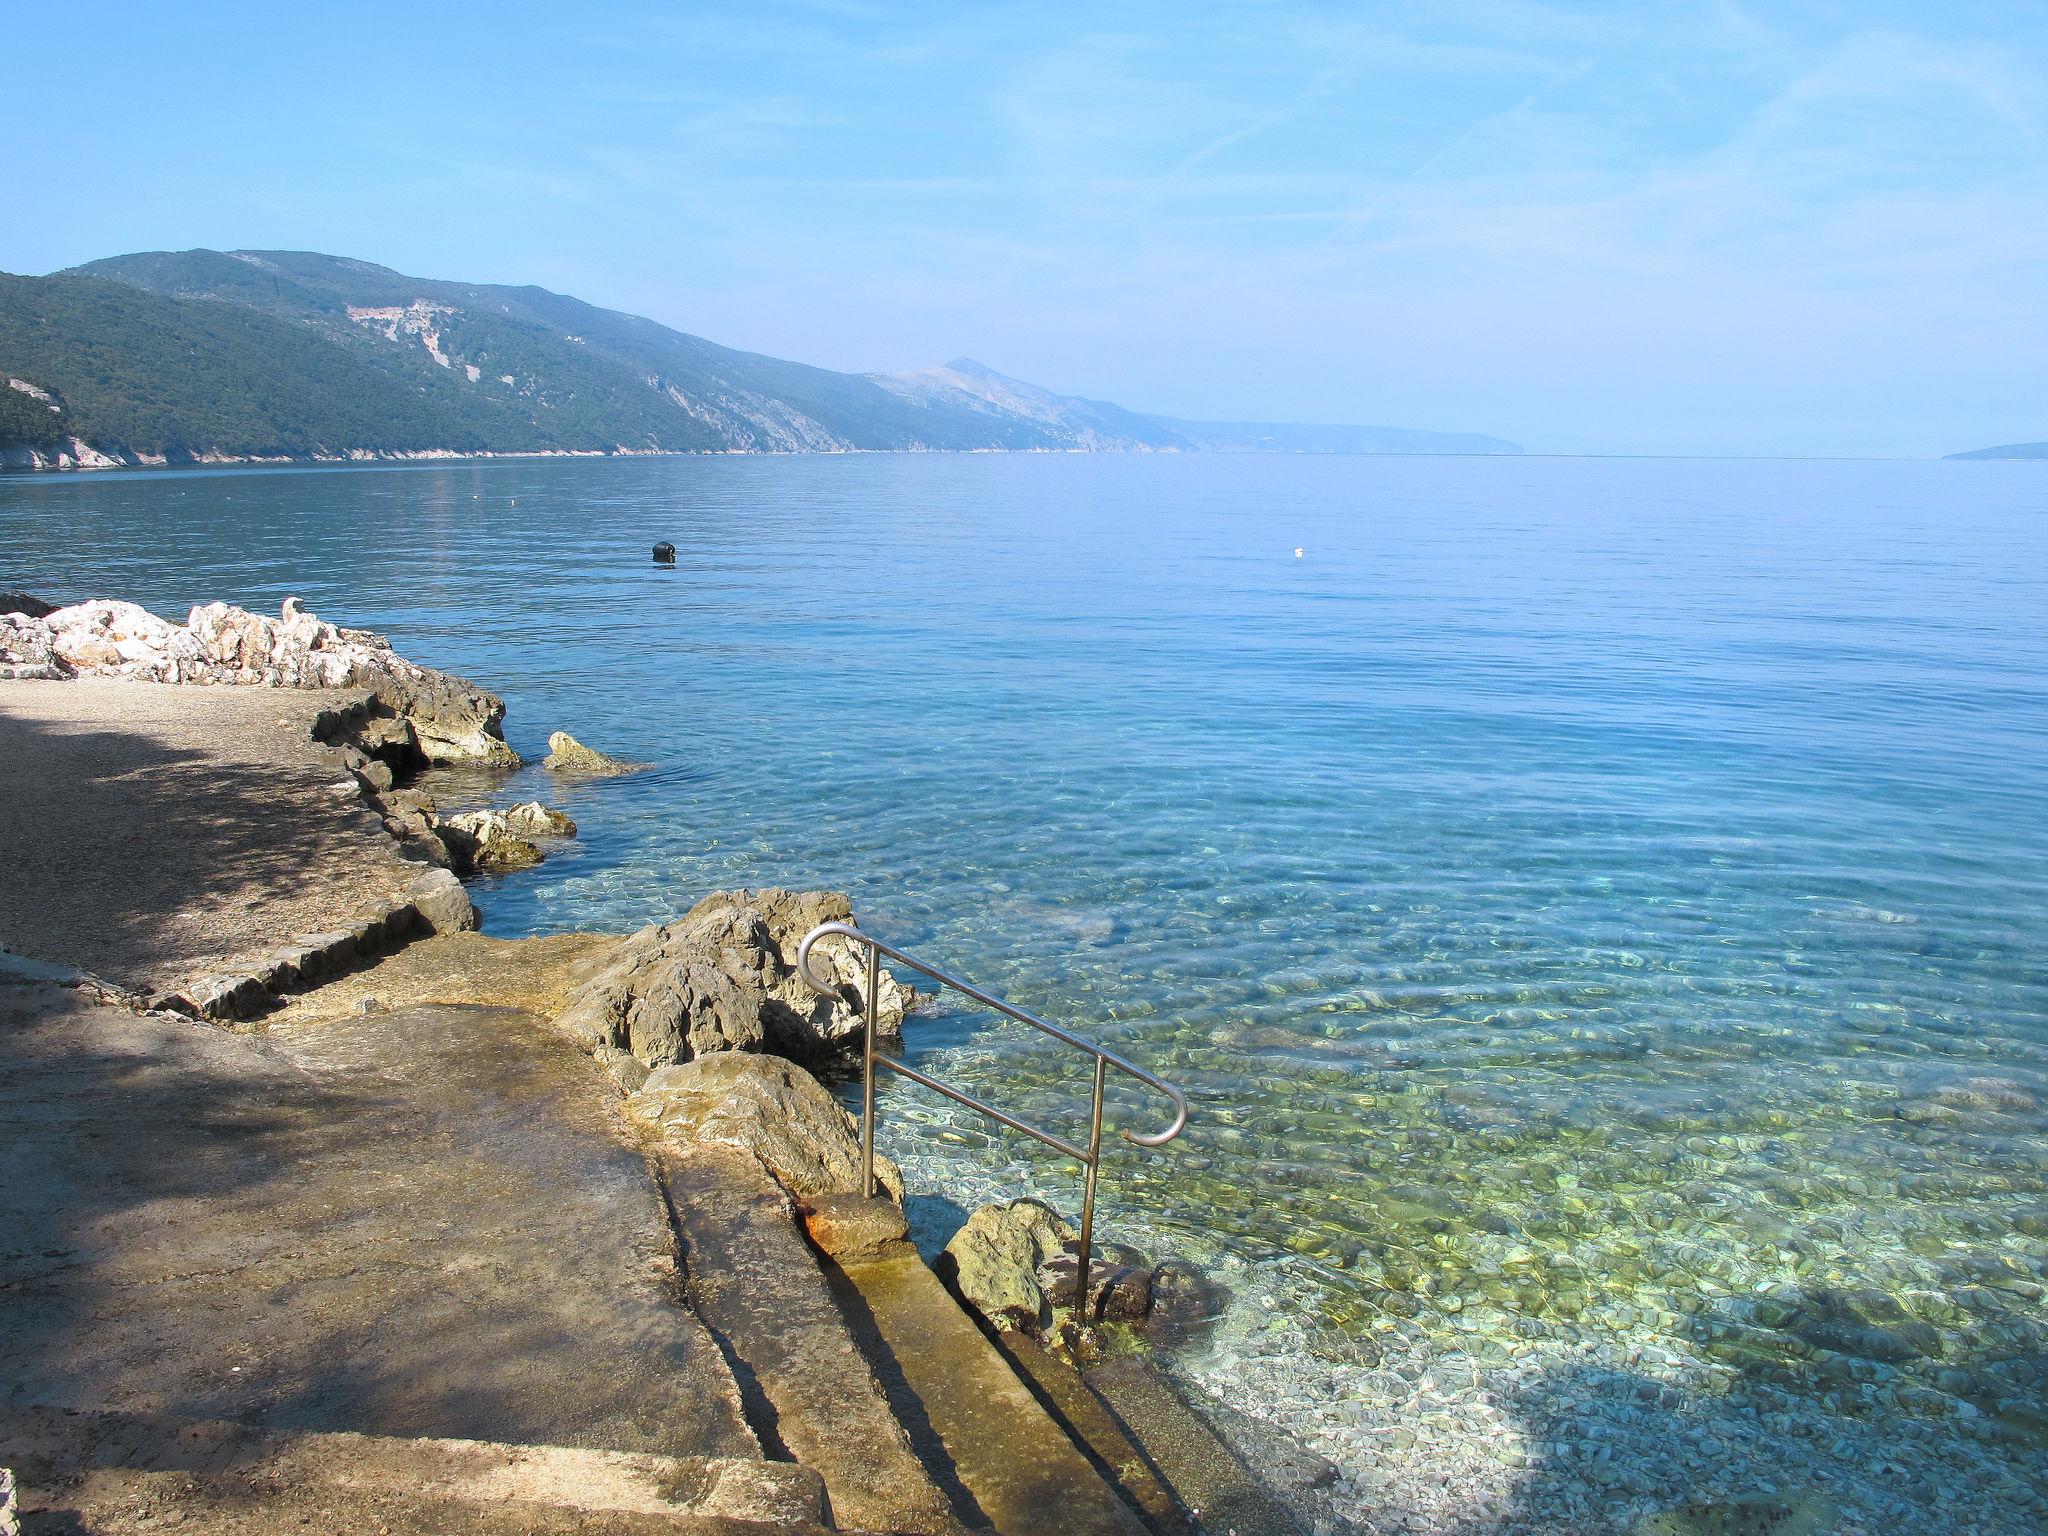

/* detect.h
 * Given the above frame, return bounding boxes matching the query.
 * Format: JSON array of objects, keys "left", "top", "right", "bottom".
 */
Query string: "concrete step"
[
  {"left": 659, "top": 1147, "right": 966, "bottom": 1536},
  {"left": 815, "top": 1237, "right": 1150, "bottom": 1536},
  {"left": 1080, "top": 1360, "right": 1309, "bottom": 1536},
  {"left": 987, "top": 1334, "right": 1194, "bottom": 1536},
  {"left": 0, "top": 1403, "right": 827, "bottom": 1532}
]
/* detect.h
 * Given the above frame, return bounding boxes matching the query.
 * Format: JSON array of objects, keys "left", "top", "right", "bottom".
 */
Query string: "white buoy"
[{"left": 1294, "top": 547, "right": 1305, "bottom": 558}]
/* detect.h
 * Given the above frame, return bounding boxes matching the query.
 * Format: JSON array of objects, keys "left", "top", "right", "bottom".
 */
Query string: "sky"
[{"left": 7, "top": 1, "right": 2045, "bottom": 457}]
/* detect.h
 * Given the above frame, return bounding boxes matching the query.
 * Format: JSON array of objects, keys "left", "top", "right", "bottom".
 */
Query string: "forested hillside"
[{"left": 1, "top": 248, "right": 1523, "bottom": 466}]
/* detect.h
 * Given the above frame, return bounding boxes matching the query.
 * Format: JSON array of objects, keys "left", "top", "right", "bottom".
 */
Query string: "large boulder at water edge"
[
  {"left": 627, "top": 1052, "right": 904, "bottom": 1202},
  {"left": 554, "top": 889, "right": 913, "bottom": 1080},
  {"left": 939, "top": 1199, "right": 1077, "bottom": 1332},
  {"left": 0, "top": 597, "right": 517, "bottom": 766}
]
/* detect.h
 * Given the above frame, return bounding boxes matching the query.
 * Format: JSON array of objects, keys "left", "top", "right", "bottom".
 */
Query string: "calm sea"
[{"left": 5, "top": 452, "right": 2045, "bottom": 1528}]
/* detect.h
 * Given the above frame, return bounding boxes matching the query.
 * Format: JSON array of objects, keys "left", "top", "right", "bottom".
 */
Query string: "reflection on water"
[{"left": 5, "top": 451, "right": 2045, "bottom": 1530}]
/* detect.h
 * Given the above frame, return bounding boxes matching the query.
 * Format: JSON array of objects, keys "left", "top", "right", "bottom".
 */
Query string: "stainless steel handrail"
[{"left": 796, "top": 919, "right": 1188, "bottom": 1318}]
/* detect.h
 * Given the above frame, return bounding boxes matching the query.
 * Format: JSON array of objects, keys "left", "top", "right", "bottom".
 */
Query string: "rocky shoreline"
[
  {"left": 0, "top": 592, "right": 1220, "bottom": 1417},
  {"left": 15, "top": 591, "right": 2035, "bottom": 1536}
]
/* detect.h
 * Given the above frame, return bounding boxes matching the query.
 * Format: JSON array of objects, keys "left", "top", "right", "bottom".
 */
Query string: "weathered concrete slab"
[
  {"left": 22, "top": 1466, "right": 827, "bottom": 1535},
  {"left": 990, "top": 1334, "right": 1194, "bottom": 1536},
  {"left": 827, "top": 1249, "right": 1150, "bottom": 1536},
  {"left": 1, "top": 1403, "right": 825, "bottom": 1530},
  {"left": 0, "top": 981, "right": 756, "bottom": 1462},
  {"left": 660, "top": 1146, "right": 963, "bottom": 1536},
  {"left": 0, "top": 677, "right": 425, "bottom": 994},
  {"left": 1083, "top": 1358, "right": 1308, "bottom": 1536},
  {"left": 267, "top": 929, "right": 625, "bottom": 1026}
]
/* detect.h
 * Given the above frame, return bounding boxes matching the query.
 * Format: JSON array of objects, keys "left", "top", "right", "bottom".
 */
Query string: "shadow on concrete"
[
  {"left": 0, "top": 989, "right": 757, "bottom": 1462},
  {"left": 0, "top": 702, "right": 387, "bottom": 991},
  {"left": 811, "top": 1251, "right": 993, "bottom": 1531}
]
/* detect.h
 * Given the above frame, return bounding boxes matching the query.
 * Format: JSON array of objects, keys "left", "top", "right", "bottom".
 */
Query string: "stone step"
[
  {"left": 658, "top": 1147, "right": 967, "bottom": 1536},
  {"left": 813, "top": 1235, "right": 1151, "bottom": 1536},
  {"left": 0, "top": 1404, "right": 827, "bottom": 1532},
  {"left": 986, "top": 1333, "right": 1194, "bottom": 1536},
  {"left": 1080, "top": 1360, "right": 1310, "bottom": 1536}
]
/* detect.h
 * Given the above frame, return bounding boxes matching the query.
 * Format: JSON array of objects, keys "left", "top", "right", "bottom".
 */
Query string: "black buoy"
[{"left": 653, "top": 541, "right": 676, "bottom": 565}]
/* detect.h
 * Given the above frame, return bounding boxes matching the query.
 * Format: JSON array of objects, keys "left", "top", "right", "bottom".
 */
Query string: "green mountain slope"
[{"left": 1, "top": 248, "right": 1523, "bottom": 465}]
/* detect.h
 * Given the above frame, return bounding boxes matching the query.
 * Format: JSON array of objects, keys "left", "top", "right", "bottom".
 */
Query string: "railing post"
[
  {"left": 861, "top": 937, "right": 879, "bottom": 1200},
  {"left": 1075, "top": 1054, "right": 1107, "bottom": 1322}
]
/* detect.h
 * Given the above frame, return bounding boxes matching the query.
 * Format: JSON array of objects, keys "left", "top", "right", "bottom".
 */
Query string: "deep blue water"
[{"left": 5, "top": 453, "right": 2046, "bottom": 1524}]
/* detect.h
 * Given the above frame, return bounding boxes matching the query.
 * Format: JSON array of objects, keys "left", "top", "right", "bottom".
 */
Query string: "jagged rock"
[
  {"left": 627, "top": 1052, "right": 904, "bottom": 1202},
  {"left": 544, "top": 730, "right": 641, "bottom": 776},
  {"left": 553, "top": 889, "right": 912, "bottom": 1071},
  {"left": 0, "top": 612, "right": 72, "bottom": 679},
  {"left": 939, "top": 1199, "right": 1078, "bottom": 1332},
  {"left": 4, "top": 597, "right": 517, "bottom": 767},
  {"left": 0, "top": 591, "right": 57, "bottom": 618},
  {"left": 435, "top": 800, "right": 577, "bottom": 874}
]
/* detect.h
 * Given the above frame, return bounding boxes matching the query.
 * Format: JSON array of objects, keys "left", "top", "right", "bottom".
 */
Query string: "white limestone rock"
[{"left": 12, "top": 596, "right": 518, "bottom": 766}]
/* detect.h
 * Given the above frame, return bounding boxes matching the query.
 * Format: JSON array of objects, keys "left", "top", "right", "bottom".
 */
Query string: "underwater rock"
[
  {"left": 1140, "top": 1260, "right": 1232, "bottom": 1346},
  {"left": 1783, "top": 1286, "right": 1944, "bottom": 1364},
  {"left": 1631, "top": 1490, "right": 1837, "bottom": 1536}
]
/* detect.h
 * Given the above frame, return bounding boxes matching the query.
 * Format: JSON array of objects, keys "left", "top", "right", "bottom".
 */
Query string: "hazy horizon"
[{"left": 8, "top": 2, "right": 2044, "bottom": 459}]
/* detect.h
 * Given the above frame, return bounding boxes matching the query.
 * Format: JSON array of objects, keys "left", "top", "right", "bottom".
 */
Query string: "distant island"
[
  {"left": 0, "top": 248, "right": 1521, "bottom": 469},
  {"left": 1946, "top": 441, "right": 2048, "bottom": 460}
]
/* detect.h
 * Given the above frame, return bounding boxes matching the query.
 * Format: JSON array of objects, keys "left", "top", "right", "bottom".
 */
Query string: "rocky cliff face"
[{"left": 0, "top": 596, "right": 516, "bottom": 767}]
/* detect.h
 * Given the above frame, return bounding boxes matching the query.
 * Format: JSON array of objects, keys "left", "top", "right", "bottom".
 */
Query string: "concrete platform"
[
  {"left": 2, "top": 1403, "right": 826, "bottom": 1533},
  {"left": 0, "top": 677, "right": 422, "bottom": 995},
  {"left": 0, "top": 980, "right": 756, "bottom": 1462}
]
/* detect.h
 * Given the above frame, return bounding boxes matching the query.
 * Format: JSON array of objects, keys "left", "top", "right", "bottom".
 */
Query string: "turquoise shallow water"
[{"left": 5, "top": 453, "right": 2046, "bottom": 1526}]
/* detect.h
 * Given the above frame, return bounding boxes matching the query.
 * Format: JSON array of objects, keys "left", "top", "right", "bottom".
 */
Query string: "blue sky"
[{"left": 8, "top": 2, "right": 2044, "bottom": 456}]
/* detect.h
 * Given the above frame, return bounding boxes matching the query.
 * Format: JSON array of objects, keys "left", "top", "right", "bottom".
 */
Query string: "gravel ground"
[{"left": 0, "top": 677, "right": 421, "bottom": 993}]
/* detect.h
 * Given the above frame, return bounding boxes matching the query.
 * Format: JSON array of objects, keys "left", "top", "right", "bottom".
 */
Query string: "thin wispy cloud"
[{"left": 5, "top": 0, "right": 2042, "bottom": 455}]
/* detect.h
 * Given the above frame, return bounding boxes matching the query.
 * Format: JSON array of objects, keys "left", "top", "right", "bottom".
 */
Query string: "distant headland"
[
  {"left": 0, "top": 248, "right": 1522, "bottom": 470},
  {"left": 1946, "top": 440, "right": 2048, "bottom": 460}
]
